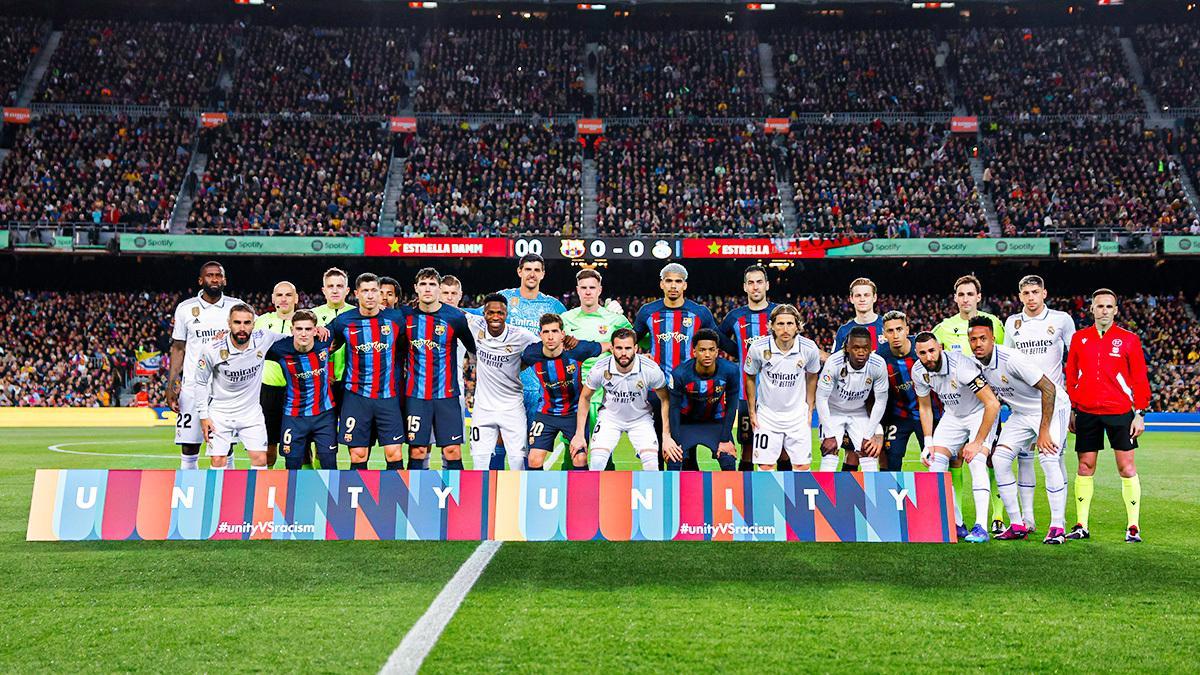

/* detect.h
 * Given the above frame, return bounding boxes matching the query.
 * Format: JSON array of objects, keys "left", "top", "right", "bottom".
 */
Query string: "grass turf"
[{"left": 1, "top": 428, "right": 1197, "bottom": 672}]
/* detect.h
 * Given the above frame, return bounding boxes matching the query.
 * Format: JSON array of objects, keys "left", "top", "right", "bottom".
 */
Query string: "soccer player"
[
  {"left": 403, "top": 268, "right": 476, "bottom": 469},
  {"left": 521, "top": 313, "right": 606, "bottom": 470},
  {"left": 912, "top": 332, "right": 1001, "bottom": 543},
  {"left": 816, "top": 327, "right": 889, "bottom": 472},
  {"left": 465, "top": 294, "right": 541, "bottom": 470},
  {"left": 327, "top": 273, "right": 408, "bottom": 470},
  {"left": 877, "top": 311, "right": 943, "bottom": 472},
  {"left": 743, "top": 305, "right": 821, "bottom": 470},
  {"left": 562, "top": 268, "right": 632, "bottom": 469},
  {"left": 166, "top": 261, "right": 244, "bottom": 469},
  {"left": 969, "top": 317, "right": 1071, "bottom": 543},
  {"left": 256, "top": 281, "right": 298, "bottom": 469},
  {"left": 932, "top": 274, "right": 1006, "bottom": 532},
  {"left": 195, "top": 304, "right": 288, "bottom": 469},
  {"left": 1065, "top": 289, "right": 1150, "bottom": 543},
  {"left": 834, "top": 277, "right": 886, "bottom": 350},
  {"left": 311, "top": 267, "right": 355, "bottom": 403},
  {"left": 667, "top": 329, "right": 741, "bottom": 471},
  {"left": 265, "top": 310, "right": 338, "bottom": 470},
  {"left": 572, "top": 328, "right": 674, "bottom": 471},
  {"left": 718, "top": 264, "right": 779, "bottom": 471},
  {"left": 635, "top": 263, "right": 729, "bottom": 382},
  {"left": 379, "top": 276, "right": 401, "bottom": 309},
  {"left": 440, "top": 275, "right": 469, "bottom": 469},
  {"left": 1004, "top": 274, "right": 1076, "bottom": 530}
]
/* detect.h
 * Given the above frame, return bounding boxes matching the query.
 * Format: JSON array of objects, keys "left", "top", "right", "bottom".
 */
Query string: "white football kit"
[
  {"left": 815, "top": 351, "right": 889, "bottom": 470},
  {"left": 171, "top": 292, "right": 244, "bottom": 445},
  {"left": 744, "top": 335, "right": 822, "bottom": 467},
  {"left": 465, "top": 314, "right": 539, "bottom": 469},
  {"left": 194, "top": 329, "right": 285, "bottom": 458},
  {"left": 586, "top": 354, "right": 667, "bottom": 470},
  {"left": 1003, "top": 307, "right": 1075, "bottom": 388}
]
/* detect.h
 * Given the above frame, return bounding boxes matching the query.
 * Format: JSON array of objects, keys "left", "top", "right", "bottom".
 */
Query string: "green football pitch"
[{"left": 1, "top": 428, "right": 1197, "bottom": 672}]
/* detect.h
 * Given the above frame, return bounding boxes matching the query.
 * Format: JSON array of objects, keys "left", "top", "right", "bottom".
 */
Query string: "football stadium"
[{"left": 2, "top": 0, "right": 1200, "bottom": 671}]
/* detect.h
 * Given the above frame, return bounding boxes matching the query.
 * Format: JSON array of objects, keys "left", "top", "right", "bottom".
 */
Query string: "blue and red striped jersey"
[
  {"left": 877, "top": 337, "right": 943, "bottom": 423},
  {"left": 266, "top": 336, "right": 336, "bottom": 417},
  {"left": 718, "top": 302, "right": 777, "bottom": 401},
  {"left": 329, "top": 308, "right": 406, "bottom": 399},
  {"left": 521, "top": 340, "right": 603, "bottom": 416},
  {"left": 633, "top": 299, "right": 720, "bottom": 379},
  {"left": 834, "top": 315, "right": 886, "bottom": 351},
  {"left": 669, "top": 356, "right": 741, "bottom": 442},
  {"left": 403, "top": 304, "right": 475, "bottom": 400}
]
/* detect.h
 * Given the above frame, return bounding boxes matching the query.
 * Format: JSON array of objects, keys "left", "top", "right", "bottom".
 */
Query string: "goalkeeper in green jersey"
[
  {"left": 931, "top": 274, "right": 1007, "bottom": 533},
  {"left": 561, "top": 268, "right": 633, "bottom": 470}
]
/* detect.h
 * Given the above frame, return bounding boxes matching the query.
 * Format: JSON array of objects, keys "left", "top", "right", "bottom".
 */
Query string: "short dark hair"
[
  {"left": 482, "top": 292, "right": 508, "bottom": 308},
  {"left": 575, "top": 268, "right": 602, "bottom": 284},
  {"left": 200, "top": 260, "right": 224, "bottom": 274},
  {"left": 1018, "top": 275, "right": 1045, "bottom": 290},
  {"left": 954, "top": 274, "right": 982, "bottom": 294},
  {"left": 743, "top": 264, "right": 768, "bottom": 281},
  {"left": 440, "top": 275, "right": 462, "bottom": 288},
  {"left": 517, "top": 253, "right": 545, "bottom": 270},
  {"left": 611, "top": 327, "right": 637, "bottom": 345},
  {"left": 968, "top": 316, "right": 995, "bottom": 332},
  {"left": 693, "top": 328, "right": 721, "bottom": 350},
  {"left": 355, "top": 272, "right": 379, "bottom": 289},
  {"left": 378, "top": 276, "right": 400, "bottom": 292},
  {"left": 292, "top": 309, "right": 317, "bottom": 325},
  {"left": 415, "top": 267, "right": 441, "bottom": 283},
  {"left": 323, "top": 267, "right": 348, "bottom": 283},
  {"left": 539, "top": 313, "right": 563, "bottom": 330},
  {"left": 882, "top": 310, "right": 907, "bottom": 325},
  {"left": 914, "top": 331, "right": 939, "bottom": 345},
  {"left": 846, "top": 326, "right": 872, "bottom": 343},
  {"left": 228, "top": 303, "right": 255, "bottom": 319},
  {"left": 1092, "top": 288, "right": 1117, "bottom": 301}
]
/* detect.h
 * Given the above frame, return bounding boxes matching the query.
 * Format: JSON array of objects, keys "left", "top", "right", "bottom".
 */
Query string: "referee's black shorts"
[
  {"left": 260, "top": 384, "right": 286, "bottom": 446},
  {"left": 1074, "top": 410, "right": 1138, "bottom": 453}
]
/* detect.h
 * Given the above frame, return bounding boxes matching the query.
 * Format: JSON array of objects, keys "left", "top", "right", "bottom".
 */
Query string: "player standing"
[
  {"left": 256, "top": 281, "right": 298, "bottom": 469},
  {"left": 1003, "top": 274, "right": 1076, "bottom": 531},
  {"left": 265, "top": 310, "right": 339, "bottom": 470},
  {"left": 379, "top": 276, "right": 401, "bottom": 309},
  {"left": 969, "top": 317, "right": 1071, "bottom": 543},
  {"left": 521, "top": 313, "right": 606, "bottom": 470},
  {"left": 717, "top": 264, "right": 779, "bottom": 471},
  {"left": 834, "top": 277, "right": 886, "bottom": 350},
  {"left": 327, "top": 273, "right": 408, "bottom": 470},
  {"left": 195, "top": 304, "right": 288, "bottom": 469},
  {"left": 667, "top": 329, "right": 741, "bottom": 471},
  {"left": 815, "top": 327, "right": 889, "bottom": 472},
  {"left": 877, "top": 311, "right": 943, "bottom": 471},
  {"left": 743, "top": 305, "right": 821, "bottom": 470},
  {"left": 440, "top": 275, "right": 469, "bottom": 469},
  {"left": 402, "top": 268, "right": 475, "bottom": 469},
  {"left": 572, "top": 328, "right": 674, "bottom": 471},
  {"left": 465, "top": 294, "right": 541, "bottom": 470},
  {"left": 166, "top": 261, "right": 244, "bottom": 469},
  {"left": 1065, "top": 289, "right": 1150, "bottom": 542},
  {"left": 911, "top": 332, "right": 1001, "bottom": 543}
]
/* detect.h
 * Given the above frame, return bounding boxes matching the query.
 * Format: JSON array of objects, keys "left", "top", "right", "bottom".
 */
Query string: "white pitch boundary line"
[
  {"left": 378, "top": 540, "right": 502, "bottom": 675},
  {"left": 48, "top": 439, "right": 178, "bottom": 459}
]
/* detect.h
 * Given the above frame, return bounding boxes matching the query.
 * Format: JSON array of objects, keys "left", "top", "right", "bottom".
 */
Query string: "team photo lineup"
[{"left": 171, "top": 255, "right": 1148, "bottom": 544}]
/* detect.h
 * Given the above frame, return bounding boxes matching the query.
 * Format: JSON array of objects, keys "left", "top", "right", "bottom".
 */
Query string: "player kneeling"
[
  {"left": 266, "top": 310, "right": 339, "bottom": 470},
  {"left": 743, "top": 305, "right": 821, "bottom": 470},
  {"left": 911, "top": 332, "right": 1001, "bottom": 543},
  {"left": 572, "top": 328, "right": 674, "bottom": 471},
  {"left": 667, "top": 330, "right": 740, "bottom": 471},
  {"left": 816, "top": 327, "right": 889, "bottom": 472}
]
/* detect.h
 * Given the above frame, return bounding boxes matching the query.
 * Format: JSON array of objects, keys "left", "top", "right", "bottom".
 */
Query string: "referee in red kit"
[{"left": 1064, "top": 288, "right": 1150, "bottom": 543}]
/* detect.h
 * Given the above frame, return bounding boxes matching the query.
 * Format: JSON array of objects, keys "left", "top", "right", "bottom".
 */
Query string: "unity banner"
[{"left": 28, "top": 470, "right": 957, "bottom": 543}]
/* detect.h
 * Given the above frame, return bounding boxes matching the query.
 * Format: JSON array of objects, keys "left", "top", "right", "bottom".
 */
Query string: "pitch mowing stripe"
[{"left": 379, "top": 540, "right": 502, "bottom": 675}]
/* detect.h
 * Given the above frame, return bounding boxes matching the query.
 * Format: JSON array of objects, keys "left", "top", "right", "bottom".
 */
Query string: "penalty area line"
[
  {"left": 47, "top": 439, "right": 179, "bottom": 460},
  {"left": 378, "top": 540, "right": 502, "bottom": 675}
]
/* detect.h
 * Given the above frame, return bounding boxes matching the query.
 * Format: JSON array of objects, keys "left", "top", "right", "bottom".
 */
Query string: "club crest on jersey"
[
  {"left": 681, "top": 317, "right": 694, "bottom": 328},
  {"left": 191, "top": 306, "right": 200, "bottom": 317},
  {"left": 1014, "top": 319, "right": 1022, "bottom": 330},
  {"left": 763, "top": 349, "right": 771, "bottom": 361},
  {"left": 434, "top": 324, "right": 446, "bottom": 336},
  {"left": 477, "top": 330, "right": 485, "bottom": 340},
  {"left": 635, "top": 380, "right": 643, "bottom": 389},
  {"left": 566, "top": 364, "right": 576, "bottom": 374},
  {"left": 319, "top": 351, "right": 328, "bottom": 361},
  {"left": 923, "top": 373, "right": 930, "bottom": 384},
  {"left": 865, "top": 377, "right": 873, "bottom": 385},
  {"left": 604, "top": 370, "right": 612, "bottom": 381},
  {"left": 950, "top": 378, "right": 959, "bottom": 389},
  {"left": 598, "top": 325, "right": 609, "bottom": 335},
  {"left": 1001, "top": 374, "right": 1009, "bottom": 384},
  {"left": 381, "top": 325, "right": 392, "bottom": 336},
  {"left": 344, "top": 433, "right": 353, "bottom": 443},
  {"left": 256, "top": 350, "right": 262, "bottom": 359},
  {"left": 1047, "top": 325, "right": 1055, "bottom": 335},
  {"left": 220, "top": 349, "right": 229, "bottom": 360},
  {"left": 509, "top": 298, "right": 519, "bottom": 308},
  {"left": 282, "top": 445, "right": 291, "bottom": 454}
]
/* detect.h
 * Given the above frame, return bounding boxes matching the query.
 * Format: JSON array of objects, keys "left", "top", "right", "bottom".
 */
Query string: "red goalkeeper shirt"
[{"left": 1065, "top": 324, "right": 1150, "bottom": 415}]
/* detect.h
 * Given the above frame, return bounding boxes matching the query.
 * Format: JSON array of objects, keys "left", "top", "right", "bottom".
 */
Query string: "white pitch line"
[
  {"left": 48, "top": 439, "right": 179, "bottom": 460},
  {"left": 378, "top": 540, "right": 502, "bottom": 675}
]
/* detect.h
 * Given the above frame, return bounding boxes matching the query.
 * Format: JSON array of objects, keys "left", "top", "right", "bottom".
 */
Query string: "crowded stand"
[
  {"left": 414, "top": 28, "right": 583, "bottom": 115},
  {"left": 981, "top": 120, "right": 1196, "bottom": 235},
  {"left": 229, "top": 26, "right": 414, "bottom": 115},
  {"left": 188, "top": 118, "right": 389, "bottom": 235},
  {"left": 37, "top": 20, "right": 227, "bottom": 107},
  {"left": 0, "top": 113, "right": 193, "bottom": 229},
  {"left": 597, "top": 30, "right": 763, "bottom": 117},
  {"left": 1132, "top": 23, "right": 1200, "bottom": 111},
  {"left": 1, "top": 16, "right": 41, "bottom": 106},
  {"left": 1178, "top": 118, "right": 1200, "bottom": 234},
  {"left": 785, "top": 122, "right": 985, "bottom": 237},
  {"left": 771, "top": 29, "right": 950, "bottom": 115},
  {"left": 595, "top": 122, "right": 783, "bottom": 236},
  {"left": 948, "top": 26, "right": 1142, "bottom": 115},
  {"left": 396, "top": 122, "right": 582, "bottom": 236}
]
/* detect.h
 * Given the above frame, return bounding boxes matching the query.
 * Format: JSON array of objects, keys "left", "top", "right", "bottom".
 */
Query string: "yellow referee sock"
[
  {"left": 1122, "top": 475, "right": 1141, "bottom": 528},
  {"left": 1074, "top": 474, "right": 1095, "bottom": 529}
]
